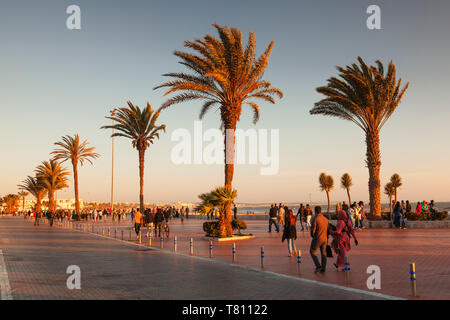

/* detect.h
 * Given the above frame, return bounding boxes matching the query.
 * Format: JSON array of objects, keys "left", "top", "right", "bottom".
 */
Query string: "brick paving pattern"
[{"left": 2, "top": 215, "right": 448, "bottom": 299}]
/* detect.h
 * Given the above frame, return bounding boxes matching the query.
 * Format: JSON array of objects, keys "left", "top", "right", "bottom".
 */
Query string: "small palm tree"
[
  {"left": 340, "top": 173, "right": 353, "bottom": 205},
  {"left": 310, "top": 57, "right": 409, "bottom": 217},
  {"left": 319, "top": 173, "right": 334, "bottom": 218},
  {"left": 35, "top": 159, "right": 70, "bottom": 213},
  {"left": 197, "top": 187, "right": 237, "bottom": 237},
  {"left": 384, "top": 182, "right": 395, "bottom": 220},
  {"left": 17, "top": 190, "right": 29, "bottom": 212},
  {"left": 154, "top": 24, "right": 283, "bottom": 236},
  {"left": 2, "top": 194, "right": 20, "bottom": 214},
  {"left": 390, "top": 173, "right": 402, "bottom": 203},
  {"left": 51, "top": 134, "right": 100, "bottom": 215},
  {"left": 18, "top": 176, "right": 46, "bottom": 213},
  {"left": 101, "top": 102, "right": 166, "bottom": 213}
]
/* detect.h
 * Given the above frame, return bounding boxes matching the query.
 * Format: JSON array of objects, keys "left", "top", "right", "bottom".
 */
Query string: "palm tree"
[
  {"left": 51, "top": 134, "right": 100, "bottom": 215},
  {"left": 154, "top": 24, "right": 283, "bottom": 236},
  {"left": 18, "top": 176, "right": 46, "bottom": 213},
  {"left": 35, "top": 159, "right": 70, "bottom": 213},
  {"left": 2, "top": 194, "right": 20, "bottom": 214},
  {"left": 101, "top": 102, "right": 166, "bottom": 213},
  {"left": 340, "top": 173, "right": 353, "bottom": 205},
  {"left": 390, "top": 173, "right": 402, "bottom": 203},
  {"left": 319, "top": 173, "right": 334, "bottom": 218},
  {"left": 310, "top": 57, "right": 409, "bottom": 217},
  {"left": 17, "top": 190, "right": 29, "bottom": 212},
  {"left": 384, "top": 182, "right": 395, "bottom": 220}
]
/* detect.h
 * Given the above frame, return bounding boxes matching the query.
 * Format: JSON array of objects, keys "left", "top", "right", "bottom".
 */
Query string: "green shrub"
[
  {"left": 203, "top": 219, "right": 248, "bottom": 237},
  {"left": 431, "top": 211, "right": 448, "bottom": 221},
  {"left": 231, "top": 219, "right": 247, "bottom": 234}
]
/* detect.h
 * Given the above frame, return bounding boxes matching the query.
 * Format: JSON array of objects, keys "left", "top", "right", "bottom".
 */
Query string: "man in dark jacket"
[
  {"left": 268, "top": 204, "right": 279, "bottom": 232},
  {"left": 310, "top": 206, "right": 329, "bottom": 273},
  {"left": 297, "top": 203, "right": 305, "bottom": 231},
  {"left": 154, "top": 208, "right": 164, "bottom": 237}
]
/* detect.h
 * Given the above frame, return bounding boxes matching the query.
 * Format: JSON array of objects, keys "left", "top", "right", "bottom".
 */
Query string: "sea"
[{"left": 237, "top": 202, "right": 450, "bottom": 214}]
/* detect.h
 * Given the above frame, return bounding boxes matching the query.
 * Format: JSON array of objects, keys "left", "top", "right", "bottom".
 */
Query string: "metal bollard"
[
  {"left": 297, "top": 250, "right": 302, "bottom": 275},
  {"left": 129, "top": 229, "right": 131, "bottom": 241},
  {"left": 173, "top": 236, "right": 177, "bottom": 252},
  {"left": 114, "top": 228, "right": 117, "bottom": 238},
  {"left": 160, "top": 237, "right": 163, "bottom": 248},
  {"left": 410, "top": 263, "right": 417, "bottom": 297},
  {"left": 121, "top": 230, "right": 124, "bottom": 240},
  {"left": 344, "top": 256, "right": 351, "bottom": 284},
  {"left": 232, "top": 243, "right": 236, "bottom": 263},
  {"left": 102, "top": 228, "right": 104, "bottom": 236},
  {"left": 189, "top": 238, "right": 194, "bottom": 255},
  {"left": 139, "top": 231, "right": 141, "bottom": 244},
  {"left": 209, "top": 240, "right": 213, "bottom": 258},
  {"left": 260, "top": 246, "right": 264, "bottom": 269},
  {"left": 108, "top": 228, "right": 110, "bottom": 237},
  {"left": 148, "top": 234, "right": 152, "bottom": 247}
]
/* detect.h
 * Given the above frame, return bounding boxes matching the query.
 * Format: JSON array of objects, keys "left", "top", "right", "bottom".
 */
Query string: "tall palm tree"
[
  {"left": 384, "top": 182, "right": 395, "bottom": 220},
  {"left": 390, "top": 173, "right": 402, "bottom": 203},
  {"left": 101, "top": 102, "right": 166, "bottom": 213},
  {"left": 51, "top": 134, "right": 100, "bottom": 215},
  {"left": 310, "top": 57, "right": 409, "bottom": 218},
  {"left": 340, "top": 173, "right": 353, "bottom": 205},
  {"left": 17, "top": 190, "right": 29, "bottom": 212},
  {"left": 18, "top": 176, "right": 46, "bottom": 213},
  {"left": 35, "top": 159, "right": 70, "bottom": 213},
  {"left": 154, "top": 24, "right": 283, "bottom": 236},
  {"left": 319, "top": 172, "right": 334, "bottom": 218}
]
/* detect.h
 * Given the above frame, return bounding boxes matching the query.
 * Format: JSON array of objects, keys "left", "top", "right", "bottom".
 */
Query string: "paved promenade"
[{"left": 1, "top": 216, "right": 447, "bottom": 300}]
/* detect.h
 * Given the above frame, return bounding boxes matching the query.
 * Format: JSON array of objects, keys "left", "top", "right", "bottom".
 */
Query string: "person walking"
[
  {"left": 154, "top": 208, "right": 164, "bottom": 237},
  {"left": 330, "top": 205, "right": 358, "bottom": 271},
  {"left": 134, "top": 208, "right": 143, "bottom": 239},
  {"left": 34, "top": 210, "right": 40, "bottom": 226},
  {"left": 305, "top": 204, "right": 313, "bottom": 231},
  {"left": 282, "top": 207, "right": 298, "bottom": 257},
  {"left": 393, "top": 202, "right": 402, "bottom": 228},
  {"left": 233, "top": 204, "right": 238, "bottom": 220},
  {"left": 358, "top": 201, "right": 365, "bottom": 229},
  {"left": 296, "top": 204, "right": 305, "bottom": 231},
  {"left": 309, "top": 206, "right": 329, "bottom": 273},
  {"left": 278, "top": 203, "right": 285, "bottom": 227},
  {"left": 268, "top": 204, "right": 279, "bottom": 232}
]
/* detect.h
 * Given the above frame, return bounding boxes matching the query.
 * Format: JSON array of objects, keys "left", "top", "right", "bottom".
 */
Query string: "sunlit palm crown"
[
  {"left": 319, "top": 173, "right": 334, "bottom": 191},
  {"left": 18, "top": 176, "right": 46, "bottom": 200},
  {"left": 341, "top": 173, "right": 353, "bottom": 189},
  {"left": 101, "top": 101, "right": 166, "bottom": 151},
  {"left": 390, "top": 173, "right": 402, "bottom": 188},
  {"left": 51, "top": 134, "right": 100, "bottom": 166},
  {"left": 384, "top": 182, "right": 395, "bottom": 196},
  {"left": 310, "top": 57, "right": 409, "bottom": 134},
  {"left": 18, "top": 190, "right": 29, "bottom": 197},
  {"left": 35, "top": 159, "right": 69, "bottom": 192},
  {"left": 154, "top": 24, "right": 283, "bottom": 126}
]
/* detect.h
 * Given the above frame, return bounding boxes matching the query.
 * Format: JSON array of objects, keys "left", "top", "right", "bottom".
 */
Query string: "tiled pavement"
[{"left": 1, "top": 216, "right": 447, "bottom": 300}]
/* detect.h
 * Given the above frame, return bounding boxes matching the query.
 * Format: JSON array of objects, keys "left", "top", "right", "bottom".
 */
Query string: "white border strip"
[{"left": 0, "top": 249, "right": 13, "bottom": 300}]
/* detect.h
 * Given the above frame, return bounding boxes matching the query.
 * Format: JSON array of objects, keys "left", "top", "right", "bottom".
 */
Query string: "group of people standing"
[{"left": 269, "top": 203, "right": 359, "bottom": 273}]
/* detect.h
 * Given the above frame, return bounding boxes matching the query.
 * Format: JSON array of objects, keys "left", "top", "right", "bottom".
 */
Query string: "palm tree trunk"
[
  {"left": 73, "top": 161, "right": 80, "bottom": 215},
  {"left": 394, "top": 188, "right": 397, "bottom": 204},
  {"left": 219, "top": 121, "right": 236, "bottom": 237},
  {"left": 138, "top": 148, "right": 145, "bottom": 213},
  {"left": 346, "top": 189, "right": 352, "bottom": 206},
  {"left": 389, "top": 195, "right": 393, "bottom": 220},
  {"left": 22, "top": 196, "right": 25, "bottom": 212},
  {"left": 326, "top": 191, "right": 331, "bottom": 219},
  {"left": 48, "top": 191, "right": 55, "bottom": 213},
  {"left": 366, "top": 131, "right": 381, "bottom": 218}
]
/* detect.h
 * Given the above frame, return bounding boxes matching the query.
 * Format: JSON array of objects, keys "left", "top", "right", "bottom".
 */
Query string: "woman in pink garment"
[{"left": 330, "top": 205, "right": 358, "bottom": 271}]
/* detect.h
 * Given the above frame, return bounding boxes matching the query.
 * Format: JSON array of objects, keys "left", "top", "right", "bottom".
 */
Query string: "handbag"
[{"left": 326, "top": 244, "right": 333, "bottom": 258}]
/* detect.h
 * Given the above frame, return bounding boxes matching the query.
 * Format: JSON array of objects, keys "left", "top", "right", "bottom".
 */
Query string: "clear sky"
[{"left": 1, "top": 0, "right": 449, "bottom": 204}]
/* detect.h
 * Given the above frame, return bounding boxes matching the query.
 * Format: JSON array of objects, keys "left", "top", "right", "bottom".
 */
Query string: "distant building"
[{"left": 16, "top": 198, "right": 84, "bottom": 211}]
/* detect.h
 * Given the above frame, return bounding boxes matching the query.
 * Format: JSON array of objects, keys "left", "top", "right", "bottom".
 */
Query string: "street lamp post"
[{"left": 110, "top": 108, "right": 117, "bottom": 213}]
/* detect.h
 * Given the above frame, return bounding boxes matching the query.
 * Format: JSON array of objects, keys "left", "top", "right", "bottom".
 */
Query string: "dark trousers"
[
  {"left": 310, "top": 239, "right": 327, "bottom": 270},
  {"left": 268, "top": 218, "right": 279, "bottom": 232},
  {"left": 154, "top": 222, "right": 162, "bottom": 237},
  {"left": 135, "top": 223, "right": 141, "bottom": 235}
]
